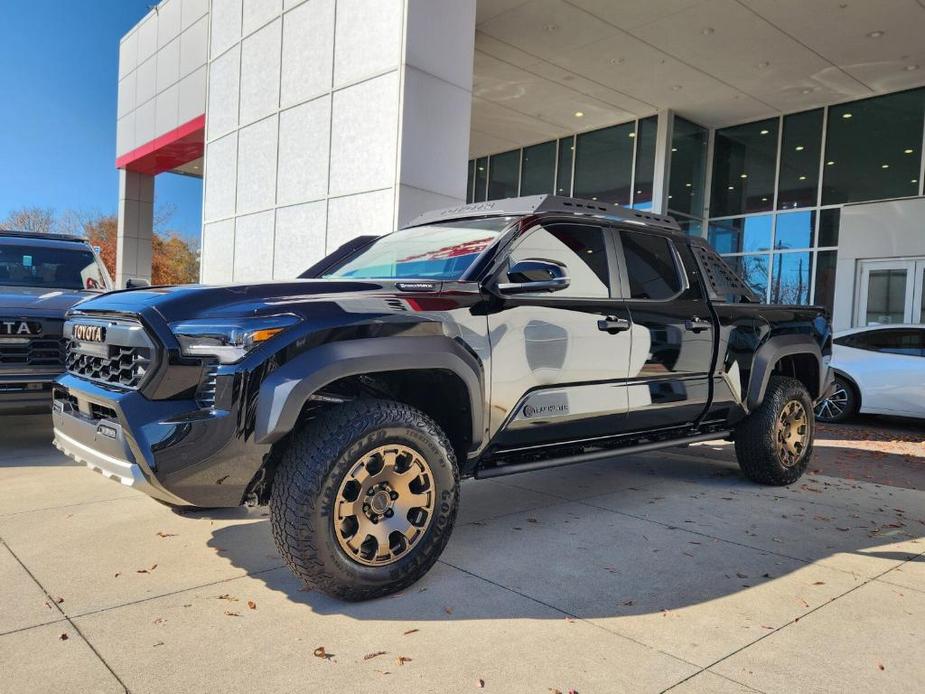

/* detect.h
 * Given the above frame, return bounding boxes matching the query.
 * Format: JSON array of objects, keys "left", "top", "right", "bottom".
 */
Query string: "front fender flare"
[
  {"left": 254, "top": 336, "right": 485, "bottom": 447},
  {"left": 745, "top": 334, "right": 824, "bottom": 412}
]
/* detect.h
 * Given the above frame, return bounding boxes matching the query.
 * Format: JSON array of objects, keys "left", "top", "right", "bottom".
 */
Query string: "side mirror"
[
  {"left": 125, "top": 278, "right": 150, "bottom": 289},
  {"left": 496, "top": 259, "right": 570, "bottom": 295}
]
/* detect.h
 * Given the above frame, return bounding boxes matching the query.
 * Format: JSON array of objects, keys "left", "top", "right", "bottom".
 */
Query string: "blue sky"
[{"left": 0, "top": 1, "right": 202, "bottom": 242}]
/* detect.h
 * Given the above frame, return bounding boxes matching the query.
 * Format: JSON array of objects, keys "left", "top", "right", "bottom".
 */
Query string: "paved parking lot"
[{"left": 1, "top": 414, "right": 923, "bottom": 693}]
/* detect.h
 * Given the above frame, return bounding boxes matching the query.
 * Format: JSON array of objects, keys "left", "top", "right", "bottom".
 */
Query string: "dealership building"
[{"left": 114, "top": 0, "right": 925, "bottom": 330}]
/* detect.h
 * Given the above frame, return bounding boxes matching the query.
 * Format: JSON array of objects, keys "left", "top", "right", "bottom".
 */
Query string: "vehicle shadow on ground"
[{"left": 204, "top": 452, "right": 923, "bottom": 621}]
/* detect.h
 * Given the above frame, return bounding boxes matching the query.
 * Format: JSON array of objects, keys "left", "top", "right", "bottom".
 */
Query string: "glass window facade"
[
  {"left": 822, "top": 89, "right": 924, "bottom": 205},
  {"left": 632, "top": 116, "right": 658, "bottom": 210},
  {"left": 473, "top": 157, "right": 488, "bottom": 203},
  {"left": 778, "top": 109, "right": 823, "bottom": 210},
  {"left": 556, "top": 136, "right": 574, "bottom": 196},
  {"left": 487, "top": 149, "right": 519, "bottom": 200},
  {"left": 573, "top": 122, "right": 635, "bottom": 205},
  {"left": 668, "top": 117, "right": 708, "bottom": 217},
  {"left": 710, "top": 118, "right": 778, "bottom": 217},
  {"left": 520, "top": 140, "right": 557, "bottom": 196}
]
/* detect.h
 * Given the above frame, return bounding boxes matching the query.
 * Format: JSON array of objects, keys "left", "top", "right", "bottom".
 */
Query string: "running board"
[{"left": 475, "top": 431, "right": 731, "bottom": 479}]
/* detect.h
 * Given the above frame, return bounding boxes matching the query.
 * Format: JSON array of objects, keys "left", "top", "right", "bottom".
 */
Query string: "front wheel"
[
  {"left": 269, "top": 399, "right": 459, "bottom": 601},
  {"left": 734, "top": 376, "right": 814, "bottom": 486}
]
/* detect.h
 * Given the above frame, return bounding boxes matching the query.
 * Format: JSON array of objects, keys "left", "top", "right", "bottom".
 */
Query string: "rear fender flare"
[
  {"left": 254, "top": 336, "right": 485, "bottom": 447},
  {"left": 746, "top": 334, "right": 823, "bottom": 412}
]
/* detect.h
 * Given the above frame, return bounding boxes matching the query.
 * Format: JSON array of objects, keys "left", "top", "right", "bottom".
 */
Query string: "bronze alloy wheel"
[
  {"left": 334, "top": 444, "right": 435, "bottom": 567},
  {"left": 775, "top": 399, "right": 809, "bottom": 467}
]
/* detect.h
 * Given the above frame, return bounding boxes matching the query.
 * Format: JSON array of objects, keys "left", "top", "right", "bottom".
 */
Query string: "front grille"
[
  {"left": 66, "top": 344, "right": 153, "bottom": 389},
  {"left": 0, "top": 337, "right": 66, "bottom": 367},
  {"left": 64, "top": 316, "right": 157, "bottom": 390}
]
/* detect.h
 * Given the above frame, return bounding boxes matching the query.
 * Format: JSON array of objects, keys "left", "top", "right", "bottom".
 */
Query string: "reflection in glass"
[
  {"left": 775, "top": 210, "right": 815, "bottom": 250},
  {"left": 676, "top": 217, "right": 703, "bottom": 236},
  {"left": 474, "top": 157, "right": 488, "bottom": 202},
  {"left": 814, "top": 250, "right": 837, "bottom": 314},
  {"left": 921, "top": 273, "right": 925, "bottom": 323},
  {"left": 574, "top": 122, "right": 635, "bottom": 205},
  {"left": 710, "top": 118, "right": 778, "bottom": 217},
  {"left": 771, "top": 252, "right": 811, "bottom": 304},
  {"left": 818, "top": 208, "right": 840, "bottom": 247},
  {"left": 487, "top": 150, "right": 519, "bottom": 200},
  {"left": 466, "top": 160, "right": 475, "bottom": 203},
  {"left": 556, "top": 137, "right": 574, "bottom": 196},
  {"left": 633, "top": 116, "right": 657, "bottom": 209},
  {"left": 778, "top": 109, "right": 823, "bottom": 209},
  {"left": 730, "top": 255, "right": 769, "bottom": 300},
  {"left": 708, "top": 215, "right": 773, "bottom": 254},
  {"left": 823, "top": 89, "right": 925, "bottom": 205},
  {"left": 520, "top": 140, "right": 557, "bottom": 196},
  {"left": 866, "top": 269, "right": 907, "bottom": 324},
  {"left": 669, "top": 117, "right": 708, "bottom": 217}
]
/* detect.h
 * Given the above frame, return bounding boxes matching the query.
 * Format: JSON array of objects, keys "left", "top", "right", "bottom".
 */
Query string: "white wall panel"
[
  {"left": 206, "top": 46, "right": 240, "bottom": 138},
  {"left": 180, "top": 16, "right": 209, "bottom": 78},
  {"left": 135, "top": 57, "right": 157, "bottom": 106},
  {"left": 157, "top": 0, "right": 183, "bottom": 48},
  {"left": 211, "top": 0, "right": 243, "bottom": 57},
  {"left": 156, "top": 37, "right": 181, "bottom": 93},
  {"left": 178, "top": 66, "right": 207, "bottom": 124},
  {"left": 204, "top": 133, "right": 238, "bottom": 221},
  {"left": 182, "top": 0, "right": 209, "bottom": 30},
  {"left": 239, "top": 19, "right": 281, "bottom": 125},
  {"left": 233, "top": 211, "right": 276, "bottom": 280},
  {"left": 243, "top": 0, "right": 282, "bottom": 35},
  {"left": 236, "top": 115, "right": 279, "bottom": 213},
  {"left": 280, "top": 0, "right": 334, "bottom": 108},
  {"left": 117, "top": 72, "right": 136, "bottom": 119},
  {"left": 119, "top": 31, "right": 138, "bottom": 79},
  {"left": 274, "top": 201, "right": 327, "bottom": 277},
  {"left": 333, "top": 0, "right": 403, "bottom": 87},
  {"left": 134, "top": 98, "right": 156, "bottom": 147},
  {"left": 201, "top": 219, "right": 236, "bottom": 283},
  {"left": 136, "top": 16, "right": 158, "bottom": 63},
  {"left": 277, "top": 96, "right": 331, "bottom": 206},
  {"left": 155, "top": 84, "right": 180, "bottom": 136},
  {"left": 325, "top": 188, "right": 394, "bottom": 252}
]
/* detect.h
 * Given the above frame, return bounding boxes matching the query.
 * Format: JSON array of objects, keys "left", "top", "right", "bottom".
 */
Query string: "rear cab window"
[{"left": 617, "top": 229, "right": 684, "bottom": 300}]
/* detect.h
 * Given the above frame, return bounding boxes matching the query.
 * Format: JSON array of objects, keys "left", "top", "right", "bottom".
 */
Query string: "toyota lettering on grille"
[
  {"left": 0, "top": 320, "right": 40, "bottom": 337},
  {"left": 72, "top": 324, "right": 106, "bottom": 343}
]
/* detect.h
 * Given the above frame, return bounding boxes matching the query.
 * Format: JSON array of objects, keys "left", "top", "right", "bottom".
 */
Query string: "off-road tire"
[
  {"left": 269, "top": 399, "right": 459, "bottom": 601},
  {"left": 734, "top": 375, "right": 814, "bottom": 486}
]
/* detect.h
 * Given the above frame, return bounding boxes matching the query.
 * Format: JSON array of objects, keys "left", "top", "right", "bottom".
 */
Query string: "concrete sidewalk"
[{"left": 1, "top": 414, "right": 922, "bottom": 693}]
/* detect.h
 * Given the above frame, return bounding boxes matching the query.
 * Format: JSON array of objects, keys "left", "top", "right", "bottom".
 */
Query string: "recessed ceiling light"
[
  {"left": 913, "top": 179, "right": 919, "bottom": 184},
  {"left": 671, "top": 147, "right": 678, "bottom": 152},
  {"left": 905, "top": 64, "right": 920, "bottom": 71},
  {"left": 801, "top": 88, "right": 814, "bottom": 95},
  {"left": 670, "top": 85, "right": 683, "bottom": 91},
  {"left": 881, "top": 164, "right": 890, "bottom": 169},
  {"left": 760, "top": 129, "right": 769, "bottom": 135},
  {"left": 628, "top": 132, "right": 635, "bottom": 137},
  {"left": 574, "top": 111, "right": 584, "bottom": 118},
  {"left": 866, "top": 30, "right": 884, "bottom": 38},
  {"left": 762, "top": 197, "right": 768, "bottom": 202},
  {"left": 756, "top": 61, "right": 770, "bottom": 69},
  {"left": 740, "top": 174, "right": 748, "bottom": 179},
  {"left": 798, "top": 175, "right": 807, "bottom": 180},
  {"left": 685, "top": 183, "right": 692, "bottom": 187},
  {"left": 842, "top": 113, "right": 852, "bottom": 118},
  {"left": 637, "top": 190, "right": 642, "bottom": 194},
  {"left": 610, "top": 57, "right": 625, "bottom": 65},
  {"left": 478, "top": 167, "right": 484, "bottom": 171},
  {"left": 728, "top": 186, "right": 735, "bottom": 190},
  {"left": 827, "top": 161, "right": 835, "bottom": 166},
  {"left": 544, "top": 24, "right": 559, "bottom": 31},
  {"left": 795, "top": 145, "right": 805, "bottom": 151},
  {"left": 904, "top": 148, "right": 914, "bottom": 154},
  {"left": 702, "top": 27, "right": 715, "bottom": 35}
]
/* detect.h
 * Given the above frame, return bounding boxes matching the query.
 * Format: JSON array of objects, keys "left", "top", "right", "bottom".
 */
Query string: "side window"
[
  {"left": 620, "top": 230, "right": 682, "bottom": 300},
  {"left": 507, "top": 224, "right": 610, "bottom": 298},
  {"left": 837, "top": 329, "right": 925, "bottom": 356}
]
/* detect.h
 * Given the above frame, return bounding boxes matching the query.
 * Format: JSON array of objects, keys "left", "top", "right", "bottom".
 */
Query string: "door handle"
[
  {"left": 597, "top": 316, "right": 631, "bottom": 334},
  {"left": 684, "top": 317, "right": 712, "bottom": 333}
]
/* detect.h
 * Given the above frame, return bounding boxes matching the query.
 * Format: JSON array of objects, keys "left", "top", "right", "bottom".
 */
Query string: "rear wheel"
[
  {"left": 734, "top": 376, "right": 814, "bottom": 486},
  {"left": 814, "top": 375, "right": 857, "bottom": 423},
  {"left": 270, "top": 399, "right": 459, "bottom": 601}
]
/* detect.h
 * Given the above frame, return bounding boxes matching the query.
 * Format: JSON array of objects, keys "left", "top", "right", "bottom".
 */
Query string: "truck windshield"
[
  {"left": 324, "top": 217, "right": 514, "bottom": 280},
  {"left": 0, "top": 244, "right": 110, "bottom": 291}
]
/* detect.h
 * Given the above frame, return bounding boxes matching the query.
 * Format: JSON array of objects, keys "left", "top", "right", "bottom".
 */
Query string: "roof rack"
[
  {"left": 0, "top": 229, "right": 87, "bottom": 242},
  {"left": 404, "top": 194, "right": 681, "bottom": 232}
]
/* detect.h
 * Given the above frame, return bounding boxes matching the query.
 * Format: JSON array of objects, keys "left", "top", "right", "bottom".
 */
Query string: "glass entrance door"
[{"left": 857, "top": 259, "right": 925, "bottom": 326}]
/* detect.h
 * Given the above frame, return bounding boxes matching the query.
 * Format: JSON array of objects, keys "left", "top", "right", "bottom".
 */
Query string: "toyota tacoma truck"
[
  {"left": 0, "top": 230, "right": 111, "bottom": 413},
  {"left": 52, "top": 195, "right": 832, "bottom": 600}
]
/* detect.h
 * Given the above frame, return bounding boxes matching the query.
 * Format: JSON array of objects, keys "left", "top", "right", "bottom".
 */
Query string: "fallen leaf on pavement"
[
  {"left": 224, "top": 611, "right": 241, "bottom": 617},
  {"left": 217, "top": 594, "right": 238, "bottom": 602},
  {"left": 476, "top": 678, "right": 485, "bottom": 688},
  {"left": 363, "top": 651, "right": 387, "bottom": 661},
  {"left": 444, "top": 607, "right": 453, "bottom": 615},
  {"left": 622, "top": 600, "right": 634, "bottom": 606},
  {"left": 247, "top": 601, "right": 256, "bottom": 610},
  {"left": 313, "top": 646, "right": 334, "bottom": 660},
  {"left": 55, "top": 597, "right": 64, "bottom": 604},
  {"left": 156, "top": 532, "right": 177, "bottom": 538},
  {"left": 813, "top": 581, "right": 826, "bottom": 585},
  {"left": 878, "top": 663, "right": 885, "bottom": 671},
  {"left": 396, "top": 656, "right": 412, "bottom": 666},
  {"left": 403, "top": 628, "right": 419, "bottom": 636},
  {"left": 113, "top": 572, "right": 120, "bottom": 578},
  {"left": 59, "top": 633, "right": 68, "bottom": 641}
]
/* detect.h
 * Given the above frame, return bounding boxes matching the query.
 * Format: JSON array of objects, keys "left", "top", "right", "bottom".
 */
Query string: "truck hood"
[
  {"left": 0, "top": 286, "right": 100, "bottom": 316},
  {"left": 67, "top": 279, "right": 461, "bottom": 324}
]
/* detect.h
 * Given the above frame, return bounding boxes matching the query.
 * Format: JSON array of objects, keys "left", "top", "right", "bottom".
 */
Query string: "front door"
[
  {"left": 612, "top": 227, "right": 716, "bottom": 432},
  {"left": 487, "top": 222, "right": 633, "bottom": 450},
  {"left": 856, "top": 258, "right": 925, "bottom": 327}
]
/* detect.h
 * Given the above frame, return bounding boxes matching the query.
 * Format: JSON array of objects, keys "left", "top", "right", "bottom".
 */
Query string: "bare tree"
[{"left": 2, "top": 206, "right": 58, "bottom": 234}]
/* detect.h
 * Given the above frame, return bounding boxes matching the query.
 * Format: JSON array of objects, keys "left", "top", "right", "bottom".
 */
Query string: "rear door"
[{"left": 611, "top": 227, "right": 715, "bottom": 432}]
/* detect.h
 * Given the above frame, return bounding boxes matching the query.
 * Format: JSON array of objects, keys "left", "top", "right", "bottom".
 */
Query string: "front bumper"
[
  {"left": 0, "top": 373, "right": 59, "bottom": 414},
  {"left": 52, "top": 374, "right": 271, "bottom": 508}
]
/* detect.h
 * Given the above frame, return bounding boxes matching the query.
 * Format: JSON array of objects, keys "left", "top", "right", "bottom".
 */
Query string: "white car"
[{"left": 815, "top": 324, "right": 925, "bottom": 422}]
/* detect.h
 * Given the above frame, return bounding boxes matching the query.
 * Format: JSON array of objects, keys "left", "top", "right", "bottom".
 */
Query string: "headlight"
[{"left": 170, "top": 314, "right": 301, "bottom": 364}]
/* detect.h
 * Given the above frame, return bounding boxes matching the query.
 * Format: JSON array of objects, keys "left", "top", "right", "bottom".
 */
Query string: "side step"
[{"left": 475, "top": 431, "right": 731, "bottom": 479}]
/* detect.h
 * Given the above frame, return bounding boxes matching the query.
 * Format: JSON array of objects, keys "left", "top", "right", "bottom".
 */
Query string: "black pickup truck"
[
  {"left": 52, "top": 196, "right": 832, "bottom": 600},
  {"left": 0, "top": 231, "right": 111, "bottom": 413}
]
